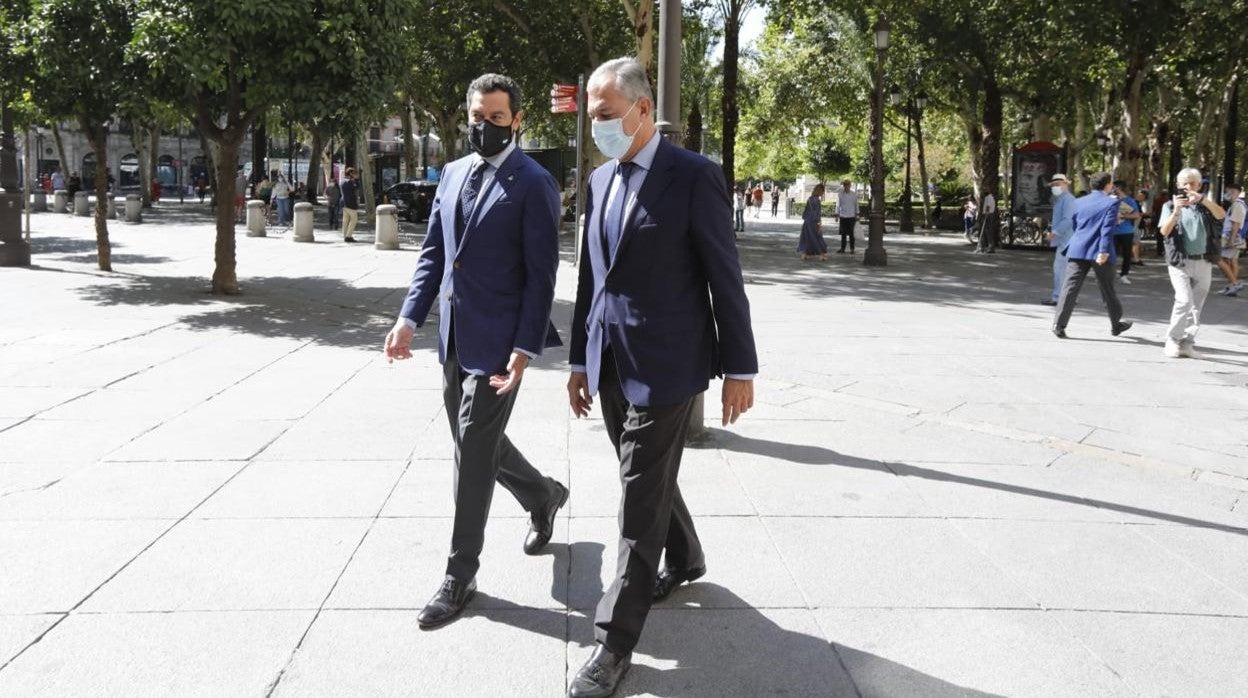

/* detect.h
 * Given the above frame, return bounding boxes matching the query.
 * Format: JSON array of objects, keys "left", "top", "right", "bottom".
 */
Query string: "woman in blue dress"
[{"left": 798, "top": 183, "right": 829, "bottom": 261}]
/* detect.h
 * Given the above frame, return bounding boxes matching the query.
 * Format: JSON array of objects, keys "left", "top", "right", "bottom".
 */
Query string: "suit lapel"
[
  {"left": 458, "top": 149, "right": 523, "bottom": 257},
  {"left": 441, "top": 160, "right": 468, "bottom": 254},
  {"left": 609, "top": 138, "right": 673, "bottom": 273}
]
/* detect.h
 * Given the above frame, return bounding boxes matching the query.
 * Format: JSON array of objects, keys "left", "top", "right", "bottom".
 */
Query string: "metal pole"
[
  {"left": 900, "top": 102, "right": 913, "bottom": 232},
  {"left": 287, "top": 123, "right": 294, "bottom": 183},
  {"left": 656, "top": 0, "right": 682, "bottom": 138},
  {"left": 574, "top": 73, "right": 586, "bottom": 268},
  {"left": 864, "top": 33, "right": 889, "bottom": 266},
  {"left": 24, "top": 126, "right": 32, "bottom": 240},
  {"left": 0, "top": 97, "right": 31, "bottom": 266},
  {"left": 178, "top": 126, "right": 185, "bottom": 203}
]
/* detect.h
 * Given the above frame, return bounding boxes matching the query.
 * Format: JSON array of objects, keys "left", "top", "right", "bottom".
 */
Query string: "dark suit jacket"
[
  {"left": 399, "top": 148, "right": 562, "bottom": 376},
  {"left": 1062, "top": 190, "right": 1119, "bottom": 262},
  {"left": 570, "top": 137, "right": 758, "bottom": 407}
]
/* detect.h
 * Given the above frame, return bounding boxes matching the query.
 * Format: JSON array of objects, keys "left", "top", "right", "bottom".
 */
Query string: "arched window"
[
  {"left": 81, "top": 152, "right": 96, "bottom": 183},
  {"left": 157, "top": 154, "right": 178, "bottom": 186},
  {"left": 120, "top": 154, "right": 140, "bottom": 188}
]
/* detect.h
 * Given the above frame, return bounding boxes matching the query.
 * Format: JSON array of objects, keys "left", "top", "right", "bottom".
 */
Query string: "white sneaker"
[
  {"left": 1119, "top": 276, "right": 1132, "bottom": 285},
  {"left": 1163, "top": 341, "right": 1182, "bottom": 358},
  {"left": 1179, "top": 343, "right": 1203, "bottom": 359},
  {"left": 1217, "top": 287, "right": 1233, "bottom": 296}
]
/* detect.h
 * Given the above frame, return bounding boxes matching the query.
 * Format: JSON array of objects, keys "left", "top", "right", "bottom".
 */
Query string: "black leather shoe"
[
  {"left": 1112, "top": 321, "right": 1133, "bottom": 336},
  {"left": 1052, "top": 326, "right": 1067, "bottom": 339},
  {"left": 569, "top": 645, "right": 632, "bottom": 698},
  {"left": 654, "top": 565, "right": 707, "bottom": 601},
  {"left": 1040, "top": 299, "right": 1057, "bottom": 306},
  {"left": 523, "top": 482, "right": 568, "bottom": 555},
  {"left": 417, "top": 576, "right": 476, "bottom": 629}
]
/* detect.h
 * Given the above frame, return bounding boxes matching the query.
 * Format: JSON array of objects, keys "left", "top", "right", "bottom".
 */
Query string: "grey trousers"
[
  {"left": 593, "top": 355, "right": 704, "bottom": 655},
  {"left": 1053, "top": 258, "right": 1124, "bottom": 330},
  {"left": 442, "top": 347, "right": 558, "bottom": 582}
]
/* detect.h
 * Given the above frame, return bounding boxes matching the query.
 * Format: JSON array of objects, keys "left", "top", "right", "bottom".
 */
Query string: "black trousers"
[
  {"left": 593, "top": 355, "right": 703, "bottom": 655},
  {"left": 839, "top": 217, "right": 856, "bottom": 251},
  {"left": 442, "top": 346, "right": 558, "bottom": 582},
  {"left": 1054, "top": 259, "right": 1124, "bottom": 330},
  {"left": 1115, "top": 235, "right": 1133, "bottom": 276}
]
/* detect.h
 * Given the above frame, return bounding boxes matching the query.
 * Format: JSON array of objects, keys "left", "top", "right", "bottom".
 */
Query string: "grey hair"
[
  {"left": 1176, "top": 167, "right": 1202, "bottom": 187},
  {"left": 589, "top": 57, "right": 653, "bottom": 102}
]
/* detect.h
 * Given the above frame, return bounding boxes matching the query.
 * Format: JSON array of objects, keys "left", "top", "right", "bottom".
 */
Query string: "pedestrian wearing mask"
[
  {"left": 1042, "top": 174, "right": 1076, "bottom": 306},
  {"left": 1215, "top": 182, "right": 1245, "bottom": 296},
  {"left": 1157, "top": 167, "right": 1226, "bottom": 358}
]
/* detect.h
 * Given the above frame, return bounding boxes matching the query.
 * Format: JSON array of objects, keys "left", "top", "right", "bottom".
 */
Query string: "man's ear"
[{"left": 512, "top": 110, "right": 525, "bottom": 134}]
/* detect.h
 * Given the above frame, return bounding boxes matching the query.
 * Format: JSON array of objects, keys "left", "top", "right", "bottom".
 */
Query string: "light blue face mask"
[{"left": 591, "top": 101, "right": 640, "bottom": 160}]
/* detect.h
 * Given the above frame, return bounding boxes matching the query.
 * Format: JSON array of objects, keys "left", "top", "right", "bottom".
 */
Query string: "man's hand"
[
  {"left": 1095, "top": 252, "right": 1110, "bottom": 266},
  {"left": 721, "top": 378, "right": 754, "bottom": 426},
  {"left": 384, "top": 321, "right": 415, "bottom": 362},
  {"left": 488, "top": 352, "right": 529, "bottom": 395},
  {"left": 567, "top": 371, "right": 593, "bottom": 418},
  {"left": 1045, "top": 232, "right": 1056, "bottom": 243}
]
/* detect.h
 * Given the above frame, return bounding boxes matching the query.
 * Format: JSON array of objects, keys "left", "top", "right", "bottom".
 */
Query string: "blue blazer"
[
  {"left": 1061, "top": 191, "right": 1119, "bottom": 262},
  {"left": 570, "top": 137, "right": 758, "bottom": 407},
  {"left": 399, "top": 148, "right": 562, "bottom": 375}
]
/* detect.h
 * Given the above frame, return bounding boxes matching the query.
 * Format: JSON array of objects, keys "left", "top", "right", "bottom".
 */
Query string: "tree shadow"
[{"left": 708, "top": 430, "right": 1247, "bottom": 536}]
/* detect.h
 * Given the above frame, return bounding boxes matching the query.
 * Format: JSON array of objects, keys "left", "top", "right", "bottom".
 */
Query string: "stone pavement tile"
[
  {"left": 837, "top": 375, "right": 997, "bottom": 414},
  {"left": 0, "top": 520, "right": 168, "bottom": 613},
  {"left": 882, "top": 421, "right": 1061, "bottom": 465},
  {"left": 0, "top": 418, "right": 158, "bottom": 463},
  {"left": 893, "top": 462, "right": 1122, "bottom": 523},
  {"left": 1136, "top": 526, "right": 1248, "bottom": 606},
  {"left": 0, "top": 341, "right": 94, "bottom": 365},
  {"left": 1053, "top": 611, "right": 1248, "bottom": 697},
  {"left": 0, "top": 461, "right": 242, "bottom": 521},
  {"left": 1061, "top": 403, "right": 1233, "bottom": 446},
  {"left": 1048, "top": 455, "right": 1248, "bottom": 528},
  {"left": 943, "top": 402, "right": 1096, "bottom": 443},
  {"left": 817, "top": 608, "right": 1132, "bottom": 698},
  {"left": 382, "top": 458, "right": 512, "bottom": 518},
  {"left": 955, "top": 519, "right": 1248, "bottom": 615},
  {"left": 179, "top": 381, "right": 340, "bottom": 421},
  {"left": 327, "top": 516, "right": 568, "bottom": 611},
  {"left": 1081, "top": 428, "right": 1248, "bottom": 478},
  {"left": 193, "top": 460, "right": 406, "bottom": 519},
  {"left": 257, "top": 410, "right": 423, "bottom": 462},
  {"left": 81, "top": 518, "right": 371, "bottom": 612},
  {"left": 274, "top": 609, "right": 566, "bottom": 697},
  {"left": 105, "top": 417, "right": 292, "bottom": 462},
  {"left": 566, "top": 605, "right": 858, "bottom": 698},
  {"left": 724, "top": 450, "right": 931, "bottom": 518},
  {"left": 36, "top": 388, "right": 207, "bottom": 423},
  {"left": 0, "top": 461, "right": 92, "bottom": 496},
  {"left": 0, "top": 614, "right": 63, "bottom": 666},
  {"left": 765, "top": 517, "right": 1036, "bottom": 609},
  {"left": 568, "top": 516, "right": 805, "bottom": 612},
  {"left": 0, "top": 387, "right": 90, "bottom": 419},
  {"left": 0, "top": 610, "right": 314, "bottom": 697}
]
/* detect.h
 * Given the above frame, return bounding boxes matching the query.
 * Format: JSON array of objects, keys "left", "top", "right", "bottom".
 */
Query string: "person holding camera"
[{"left": 1157, "top": 168, "right": 1226, "bottom": 359}]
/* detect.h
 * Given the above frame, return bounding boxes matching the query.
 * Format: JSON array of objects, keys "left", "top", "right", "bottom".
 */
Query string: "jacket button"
[{"left": 453, "top": 262, "right": 460, "bottom": 269}]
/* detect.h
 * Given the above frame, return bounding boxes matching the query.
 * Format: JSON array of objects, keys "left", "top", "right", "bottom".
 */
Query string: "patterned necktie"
[
  {"left": 604, "top": 162, "right": 637, "bottom": 263},
  {"left": 457, "top": 160, "right": 487, "bottom": 244}
]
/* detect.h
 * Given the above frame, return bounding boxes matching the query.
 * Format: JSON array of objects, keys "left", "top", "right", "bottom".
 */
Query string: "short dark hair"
[
  {"left": 467, "top": 73, "right": 522, "bottom": 116},
  {"left": 1112, "top": 179, "right": 1127, "bottom": 189},
  {"left": 1089, "top": 172, "right": 1113, "bottom": 191},
  {"left": 1227, "top": 182, "right": 1242, "bottom": 190}
]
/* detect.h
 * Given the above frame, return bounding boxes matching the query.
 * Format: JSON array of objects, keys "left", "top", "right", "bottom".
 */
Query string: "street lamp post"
[{"left": 864, "top": 15, "right": 889, "bottom": 267}]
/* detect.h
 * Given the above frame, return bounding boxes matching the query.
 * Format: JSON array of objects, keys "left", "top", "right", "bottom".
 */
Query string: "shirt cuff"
[
  {"left": 725, "top": 373, "right": 756, "bottom": 380},
  {"left": 513, "top": 347, "right": 537, "bottom": 359},
  {"left": 570, "top": 365, "right": 587, "bottom": 373},
  {"left": 399, "top": 317, "right": 417, "bottom": 331}
]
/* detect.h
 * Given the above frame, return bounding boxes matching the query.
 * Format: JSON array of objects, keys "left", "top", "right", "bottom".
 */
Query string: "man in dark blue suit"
[
  {"left": 566, "top": 57, "right": 759, "bottom": 698},
  {"left": 1052, "top": 171, "right": 1133, "bottom": 339},
  {"left": 384, "top": 73, "right": 567, "bottom": 629}
]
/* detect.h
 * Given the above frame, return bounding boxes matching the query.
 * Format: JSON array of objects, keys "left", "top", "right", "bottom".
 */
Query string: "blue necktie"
[
  {"left": 457, "top": 160, "right": 487, "bottom": 244},
  {"left": 604, "top": 162, "right": 637, "bottom": 263}
]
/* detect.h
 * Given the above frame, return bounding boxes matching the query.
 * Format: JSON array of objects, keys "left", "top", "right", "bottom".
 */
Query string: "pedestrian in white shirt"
[{"left": 835, "top": 180, "right": 858, "bottom": 253}]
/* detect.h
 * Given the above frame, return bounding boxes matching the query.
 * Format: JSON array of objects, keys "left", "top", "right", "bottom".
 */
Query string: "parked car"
[{"left": 378, "top": 180, "right": 438, "bottom": 222}]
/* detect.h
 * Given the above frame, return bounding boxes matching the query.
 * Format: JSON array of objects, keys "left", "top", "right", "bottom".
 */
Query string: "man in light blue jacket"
[{"left": 1043, "top": 174, "right": 1077, "bottom": 306}]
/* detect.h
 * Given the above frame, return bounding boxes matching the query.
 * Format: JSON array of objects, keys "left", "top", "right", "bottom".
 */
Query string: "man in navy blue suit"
[
  {"left": 384, "top": 73, "right": 567, "bottom": 629},
  {"left": 1051, "top": 171, "right": 1133, "bottom": 339},
  {"left": 566, "top": 57, "right": 759, "bottom": 698}
]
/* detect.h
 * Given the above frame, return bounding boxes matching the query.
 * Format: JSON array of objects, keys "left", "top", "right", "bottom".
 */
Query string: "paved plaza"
[{"left": 1, "top": 202, "right": 1247, "bottom": 697}]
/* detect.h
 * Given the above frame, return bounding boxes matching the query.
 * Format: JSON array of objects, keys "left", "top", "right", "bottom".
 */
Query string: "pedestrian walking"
[
  {"left": 1042, "top": 174, "right": 1076, "bottom": 306},
  {"left": 324, "top": 177, "right": 341, "bottom": 231},
  {"left": 383, "top": 72, "right": 567, "bottom": 631},
  {"left": 1157, "top": 167, "right": 1226, "bottom": 357},
  {"left": 257, "top": 174, "right": 274, "bottom": 222},
  {"left": 567, "top": 57, "right": 758, "bottom": 698},
  {"left": 234, "top": 168, "right": 249, "bottom": 222},
  {"left": 1132, "top": 190, "right": 1149, "bottom": 265},
  {"left": 1051, "top": 172, "right": 1134, "bottom": 339},
  {"left": 272, "top": 174, "right": 292, "bottom": 226},
  {"left": 751, "top": 183, "right": 764, "bottom": 218},
  {"left": 770, "top": 185, "right": 780, "bottom": 217},
  {"left": 962, "top": 197, "right": 977, "bottom": 242},
  {"left": 836, "top": 180, "right": 858, "bottom": 253},
  {"left": 196, "top": 175, "right": 208, "bottom": 204},
  {"left": 340, "top": 168, "right": 360, "bottom": 242},
  {"left": 1112, "top": 180, "right": 1141, "bottom": 284},
  {"left": 50, "top": 167, "right": 65, "bottom": 193},
  {"left": 798, "top": 183, "right": 829, "bottom": 261},
  {"left": 733, "top": 186, "right": 746, "bottom": 233},
  {"left": 66, "top": 172, "right": 81, "bottom": 198},
  {"left": 976, "top": 189, "right": 998, "bottom": 252},
  {"left": 1215, "top": 182, "right": 1246, "bottom": 296}
]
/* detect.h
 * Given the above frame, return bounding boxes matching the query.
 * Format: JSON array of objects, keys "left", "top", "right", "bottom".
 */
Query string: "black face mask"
[{"left": 468, "top": 119, "right": 514, "bottom": 158}]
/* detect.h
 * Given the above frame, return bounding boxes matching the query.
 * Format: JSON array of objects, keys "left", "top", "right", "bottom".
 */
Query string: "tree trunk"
[
  {"left": 357, "top": 130, "right": 376, "bottom": 225},
  {"left": 1118, "top": 50, "right": 1148, "bottom": 189},
  {"left": 210, "top": 138, "right": 243, "bottom": 294},
  {"left": 1169, "top": 123, "right": 1184, "bottom": 189},
  {"left": 977, "top": 76, "right": 1002, "bottom": 252},
  {"left": 148, "top": 125, "right": 160, "bottom": 205},
  {"left": 1148, "top": 118, "right": 1168, "bottom": 199},
  {"left": 252, "top": 121, "right": 267, "bottom": 184},
  {"left": 1222, "top": 79, "right": 1239, "bottom": 189},
  {"left": 84, "top": 123, "right": 112, "bottom": 272},
  {"left": 685, "top": 102, "right": 703, "bottom": 152},
  {"left": 133, "top": 125, "right": 152, "bottom": 207},
  {"left": 198, "top": 130, "right": 217, "bottom": 209},
  {"left": 304, "top": 126, "right": 323, "bottom": 203},
  {"left": 621, "top": 0, "right": 655, "bottom": 74},
  {"left": 51, "top": 124, "right": 70, "bottom": 179},
  {"left": 720, "top": 9, "right": 740, "bottom": 194},
  {"left": 916, "top": 109, "right": 931, "bottom": 228},
  {"left": 400, "top": 95, "right": 418, "bottom": 181}
]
